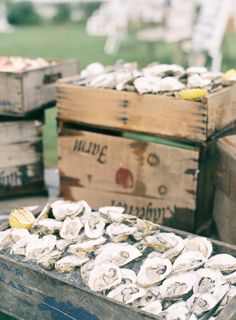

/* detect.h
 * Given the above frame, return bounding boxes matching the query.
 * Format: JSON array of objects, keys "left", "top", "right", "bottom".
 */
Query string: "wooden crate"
[
  {"left": 213, "top": 135, "right": 236, "bottom": 244},
  {"left": 0, "top": 220, "right": 235, "bottom": 320},
  {"left": 0, "top": 118, "right": 45, "bottom": 198},
  {"left": 0, "top": 60, "right": 78, "bottom": 116},
  {"left": 56, "top": 76, "right": 236, "bottom": 143},
  {"left": 58, "top": 123, "right": 215, "bottom": 233}
]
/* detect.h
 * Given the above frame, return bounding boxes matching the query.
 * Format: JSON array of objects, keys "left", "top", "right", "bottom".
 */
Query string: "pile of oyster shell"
[
  {"left": 1, "top": 200, "right": 236, "bottom": 320},
  {"left": 73, "top": 62, "right": 236, "bottom": 99},
  {"left": 0, "top": 56, "right": 55, "bottom": 72}
]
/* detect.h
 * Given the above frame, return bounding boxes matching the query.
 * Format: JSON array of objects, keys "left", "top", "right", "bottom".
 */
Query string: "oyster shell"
[
  {"left": 106, "top": 223, "right": 136, "bottom": 243},
  {"left": 187, "top": 293, "right": 218, "bottom": 317},
  {"left": 107, "top": 284, "right": 146, "bottom": 304},
  {"left": 134, "top": 76, "right": 161, "bottom": 94},
  {"left": 172, "top": 251, "right": 207, "bottom": 274},
  {"left": 11, "top": 228, "right": 30, "bottom": 243},
  {"left": 11, "top": 234, "right": 39, "bottom": 256},
  {"left": 55, "top": 254, "right": 89, "bottom": 273},
  {"left": 162, "top": 239, "right": 187, "bottom": 262},
  {"left": 89, "top": 73, "right": 116, "bottom": 89},
  {"left": 60, "top": 217, "right": 83, "bottom": 241},
  {"left": 194, "top": 268, "right": 224, "bottom": 294},
  {"left": 81, "top": 259, "right": 96, "bottom": 285},
  {"left": 84, "top": 212, "right": 105, "bottom": 239},
  {"left": 143, "top": 64, "right": 185, "bottom": 78},
  {"left": 133, "top": 219, "right": 157, "bottom": 240},
  {"left": 36, "top": 218, "right": 63, "bottom": 235},
  {"left": 98, "top": 206, "right": 125, "bottom": 224},
  {"left": 0, "top": 229, "right": 13, "bottom": 250},
  {"left": 68, "top": 236, "right": 106, "bottom": 255},
  {"left": 183, "top": 236, "right": 213, "bottom": 258},
  {"left": 187, "top": 74, "right": 211, "bottom": 88},
  {"left": 154, "top": 77, "right": 185, "bottom": 92},
  {"left": 56, "top": 239, "right": 73, "bottom": 251},
  {"left": 205, "top": 254, "right": 236, "bottom": 274},
  {"left": 143, "top": 232, "right": 183, "bottom": 253},
  {"left": 187, "top": 66, "right": 208, "bottom": 75},
  {"left": 88, "top": 263, "right": 122, "bottom": 292},
  {"left": 224, "top": 270, "right": 236, "bottom": 285},
  {"left": 33, "top": 202, "right": 51, "bottom": 225},
  {"left": 163, "top": 301, "right": 197, "bottom": 320},
  {"left": 38, "top": 250, "right": 62, "bottom": 270},
  {"left": 25, "top": 235, "right": 57, "bottom": 261},
  {"left": 141, "top": 300, "right": 162, "bottom": 316},
  {"left": 120, "top": 268, "right": 137, "bottom": 284},
  {"left": 160, "top": 272, "right": 198, "bottom": 300},
  {"left": 80, "top": 62, "right": 105, "bottom": 79},
  {"left": 137, "top": 257, "right": 172, "bottom": 287},
  {"left": 133, "top": 286, "right": 159, "bottom": 308},
  {"left": 95, "top": 243, "right": 142, "bottom": 266},
  {"left": 52, "top": 200, "right": 89, "bottom": 221}
]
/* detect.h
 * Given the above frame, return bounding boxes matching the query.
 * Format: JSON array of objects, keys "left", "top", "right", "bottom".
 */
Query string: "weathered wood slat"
[
  {"left": 0, "top": 60, "right": 78, "bottom": 116},
  {"left": 56, "top": 77, "right": 236, "bottom": 143}
]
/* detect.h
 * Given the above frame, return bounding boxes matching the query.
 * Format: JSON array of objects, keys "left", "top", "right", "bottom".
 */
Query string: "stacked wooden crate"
[
  {"left": 56, "top": 76, "right": 236, "bottom": 233},
  {"left": 0, "top": 58, "right": 78, "bottom": 198}
]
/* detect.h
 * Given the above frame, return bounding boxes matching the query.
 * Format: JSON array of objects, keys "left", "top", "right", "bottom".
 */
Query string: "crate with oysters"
[
  {"left": 1, "top": 201, "right": 236, "bottom": 320},
  {"left": 0, "top": 56, "right": 78, "bottom": 116},
  {"left": 57, "top": 62, "right": 236, "bottom": 144}
]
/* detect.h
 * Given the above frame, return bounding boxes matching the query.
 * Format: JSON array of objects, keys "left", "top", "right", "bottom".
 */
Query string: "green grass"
[{"left": 0, "top": 23, "right": 235, "bottom": 166}]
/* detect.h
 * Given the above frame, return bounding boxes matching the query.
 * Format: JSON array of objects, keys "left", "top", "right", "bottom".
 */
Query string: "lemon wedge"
[
  {"left": 222, "top": 69, "right": 236, "bottom": 82},
  {"left": 179, "top": 88, "right": 208, "bottom": 100},
  {"left": 9, "top": 208, "right": 35, "bottom": 229}
]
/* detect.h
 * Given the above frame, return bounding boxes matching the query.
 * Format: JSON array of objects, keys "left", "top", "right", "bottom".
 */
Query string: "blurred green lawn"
[{"left": 0, "top": 23, "right": 235, "bottom": 166}]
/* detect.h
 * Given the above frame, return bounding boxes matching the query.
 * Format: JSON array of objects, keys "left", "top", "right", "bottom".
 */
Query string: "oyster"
[
  {"left": 68, "top": 236, "right": 106, "bottom": 255},
  {"left": 187, "top": 293, "right": 218, "bottom": 317},
  {"left": 89, "top": 73, "right": 116, "bottom": 89},
  {"left": 133, "top": 286, "right": 159, "bottom": 308},
  {"left": 11, "top": 228, "right": 30, "bottom": 243},
  {"left": 11, "top": 234, "right": 39, "bottom": 256},
  {"left": 120, "top": 268, "right": 137, "bottom": 284},
  {"left": 33, "top": 202, "right": 51, "bottom": 225},
  {"left": 38, "top": 250, "right": 62, "bottom": 270},
  {"left": 187, "top": 74, "right": 211, "bottom": 88},
  {"left": 160, "top": 272, "right": 198, "bottom": 300},
  {"left": 213, "top": 285, "right": 236, "bottom": 316},
  {"left": 172, "top": 251, "right": 207, "bottom": 274},
  {"left": 95, "top": 243, "right": 142, "bottom": 266},
  {"left": 55, "top": 254, "right": 89, "bottom": 273},
  {"left": 141, "top": 300, "right": 162, "bottom": 316},
  {"left": 224, "top": 270, "right": 236, "bottom": 285},
  {"left": 143, "top": 64, "right": 185, "bottom": 78},
  {"left": 80, "top": 62, "right": 105, "bottom": 79},
  {"left": 56, "top": 239, "right": 73, "bottom": 251},
  {"left": 205, "top": 254, "right": 236, "bottom": 274},
  {"left": 162, "top": 239, "right": 187, "bottom": 262},
  {"left": 133, "top": 219, "right": 157, "bottom": 240},
  {"left": 25, "top": 235, "right": 57, "bottom": 261},
  {"left": 162, "top": 301, "right": 197, "bottom": 320},
  {"left": 98, "top": 206, "right": 125, "bottom": 224},
  {"left": 183, "top": 236, "right": 213, "bottom": 258},
  {"left": 0, "top": 229, "right": 13, "bottom": 250},
  {"left": 194, "top": 268, "right": 224, "bottom": 294},
  {"left": 107, "top": 284, "right": 146, "bottom": 304},
  {"left": 84, "top": 212, "right": 105, "bottom": 239},
  {"left": 187, "top": 66, "right": 208, "bottom": 75},
  {"left": 36, "top": 219, "right": 63, "bottom": 235},
  {"left": 81, "top": 259, "right": 96, "bottom": 285},
  {"left": 106, "top": 223, "right": 136, "bottom": 242},
  {"left": 88, "top": 263, "right": 122, "bottom": 292},
  {"left": 60, "top": 217, "right": 83, "bottom": 241},
  {"left": 133, "top": 76, "right": 161, "bottom": 94},
  {"left": 143, "top": 232, "right": 183, "bottom": 253},
  {"left": 137, "top": 257, "right": 172, "bottom": 287},
  {"left": 52, "top": 200, "right": 89, "bottom": 221},
  {"left": 154, "top": 77, "right": 185, "bottom": 92}
]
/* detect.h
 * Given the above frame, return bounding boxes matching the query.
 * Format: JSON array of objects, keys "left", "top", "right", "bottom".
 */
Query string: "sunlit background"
[{"left": 0, "top": 0, "right": 235, "bottom": 167}]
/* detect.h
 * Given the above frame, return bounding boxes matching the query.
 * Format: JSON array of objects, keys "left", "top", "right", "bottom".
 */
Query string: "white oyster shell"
[
  {"left": 141, "top": 300, "right": 162, "bottom": 316},
  {"left": 205, "top": 254, "right": 236, "bottom": 274},
  {"left": 11, "top": 234, "right": 39, "bottom": 256},
  {"left": 154, "top": 77, "right": 185, "bottom": 92},
  {"left": 37, "top": 218, "right": 63, "bottom": 235},
  {"left": 56, "top": 239, "right": 73, "bottom": 251},
  {"left": 183, "top": 236, "right": 213, "bottom": 258},
  {"left": 107, "top": 284, "right": 146, "bottom": 304},
  {"left": 88, "top": 263, "right": 122, "bottom": 292},
  {"left": 143, "top": 64, "right": 185, "bottom": 78},
  {"left": 0, "top": 229, "right": 13, "bottom": 250},
  {"left": 172, "top": 251, "right": 207, "bottom": 274},
  {"left": 144, "top": 232, "right": 183, "bottom": 252},
  {"left": 25, "top": 235, "right": 57, "bottom": 261},
  {"left": 38, "top": 250, "right": 62, "bottom": 270},
  {"left": 160, "top": 272, "right": 198, "bottom": 300},
  {"left": 84, "top": 212, "right": 105, "bottom": 239},
  {"left": 194, "top": 268, "right": 224, "bottom": 294},
  {"left": 120, "top": 268, "right": 137, "bottom": 284},
  {"left": 81, "top": 259, "right": 96, "bottom": 285},
  {"left": 69, "top": 236, "right": 106, "bottom": 255},
  {"left": 60, "top": 217, "right": 83, "bottom": 241},
  {"left": 224, "top": 270, "right": 236, "bottom": 285},
  {"left": 80, "top": 62, "right": 105, "bottom": 79},
  {"left": 55, "top": 254, "right": 89, "bottom": 273},
  {"left": 133, "top": 286, "right": 159, "bottom": 308},
  {"left": 33, "top": 202, "right": 51, "bottom": 225},
  {"left": 89, "top": 73, "right": 116, "bottom": 89},
  {"left": 98, "top": 206, "right": 125, "bottom": 224},
  {"left": 187, "top": 293, "right": 218, "bottom": 317},
  {"left": 52, "top": 200, "right": 89, "bottom": 221},
  {"left": 187, "top": 66, "right": 208, "bottom": 75},
  {"left": 187, "top": 74, "right": 211, "bottom": 88},
  {"left": 106, "top": 223, "right": 136, "bottom": 243},
  {"left": 134, "top": 76, "right": 161, "bottom": 94},
  {"left": 95, "top": 243, "right": 142, "bottom": 266},
  {"left": 163, "top": 301, "right": 197, "bottom": 320},
  {"left": 162, "top": 239, "right": 187, "bottom": 262},
  {"left": 11, "top": 228, "right": 30, "bottom": 243},
  {"left": 137, "top": 257, "right": 172, "bottom": 287}
]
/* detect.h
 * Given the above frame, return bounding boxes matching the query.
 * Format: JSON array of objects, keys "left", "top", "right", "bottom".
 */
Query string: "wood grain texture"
[
  {"left": 58, "top": 129, "right": 199, "bottom": 207},
  {"left": 0, "top": 60, "right": 78, "bottom": 116},
  {"left": 57, "top": 80, "right": 207, "bottom": 143}
]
